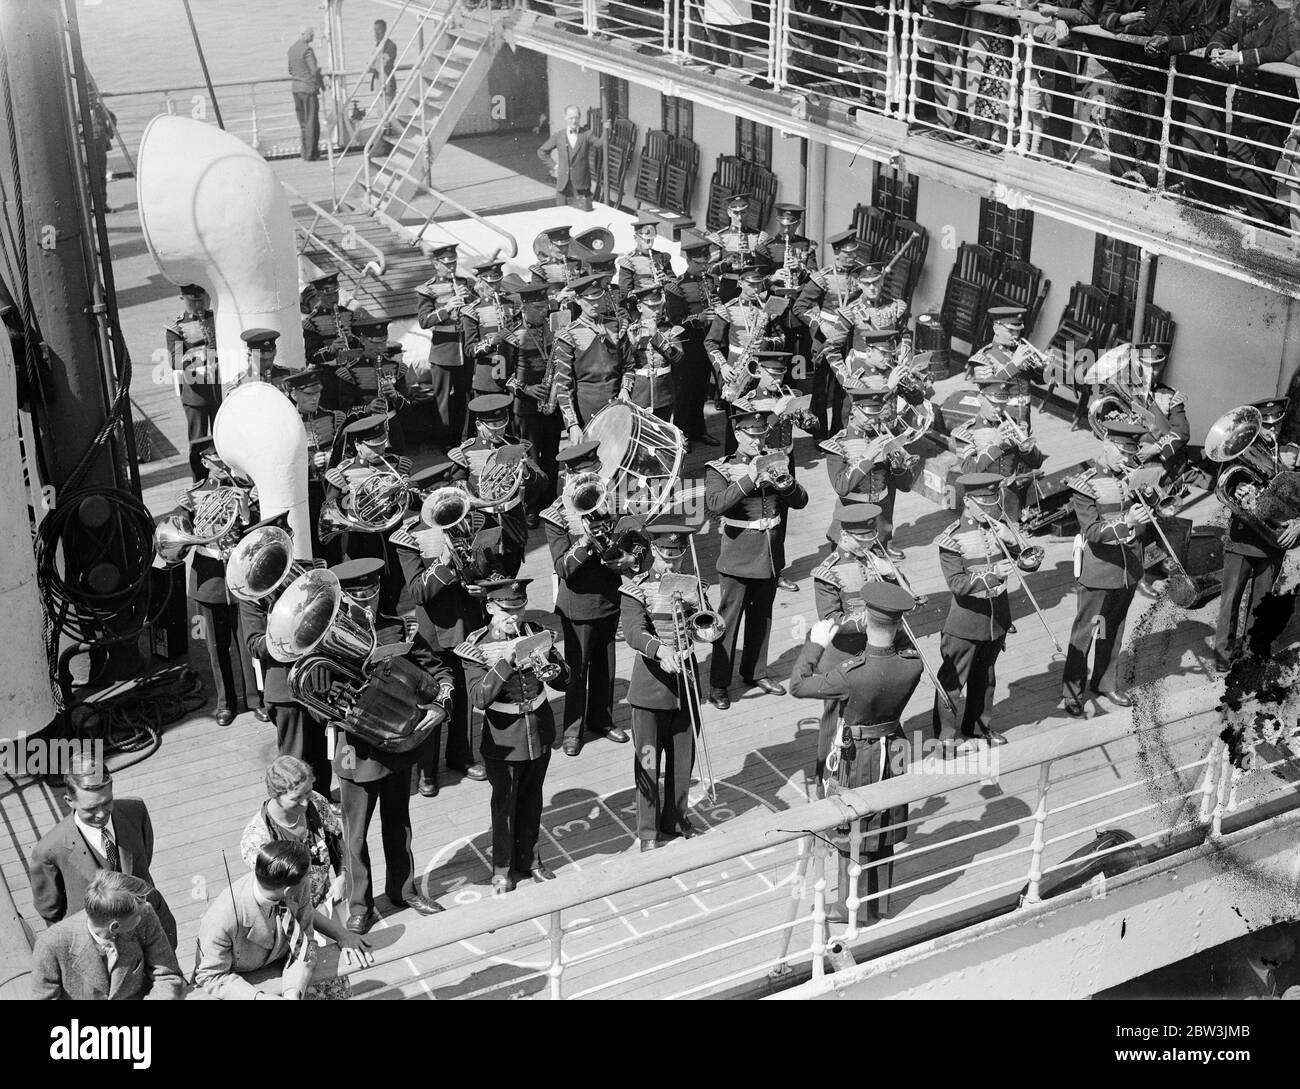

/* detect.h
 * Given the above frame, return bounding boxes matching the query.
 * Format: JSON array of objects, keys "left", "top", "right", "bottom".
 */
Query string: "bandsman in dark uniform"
[
  {"left": 457, "top": 577, "right": 571, "bottom": 893},
  {"left": 283, "top": 366, "right": 345, "bottom": 561},
  {"left": 673, "top": 234, "right": 721, "bottom": 447},
  {"left": 1060, "top": 421, "right": 1154, "bottom": 717},
  {"left": 965, "top": 305, "right": 1026, "bottom": 381},
  {"left": 449, "top": 393, "right": 542, "bottom": 576},
  {"left": 584, "top": 252, "right": 624, "bottom": 324},
  {"left": 462, "top": 260, "right": 512, "bottom": 434},
  {"left": 301, "top": 271, "right": 360, "bottom": 408},
  {"left": 501, "top": 275, "right": 562, "bottom": 525},
  {"left": 618, "top": 520, "right": 709, "bottom": 851},
  {"left": 237, "top": 328, "right": 282, "bottom": 387},
  {"left": 166, "top": 284, "right": 223, "bottom": 482},
  {"left": 617, "top": 217, "right": 682, "bottom": 301},
  {"left": 391, "top": 468, "right": 492, "bottom": 793},
  {"left": 330, "top": 558, "right": 453, "bottom": 933},
  {"left": 531, "top": 225, "right": 577, "bottom": 287},
  {"left": 322, "top": 413, "right": 411, "bottom": 616},
  {"left": 541, "top": 441, "right": 633, "bottom": 757},
  {"left": 184, "top": 442, "right": 261, "bottom": 727},
  {"left": 237, "top": 513, "right": 332, "bottom": 792},
  {"left": 1120, "top": 341, "right": 1191, "bottom": 478},
  {"left": 794, "top": 230, "right": 865, "bottom": 434},
  {"left": 1215, "top": 397, "right": 1300, "bottom": 671},
  {"left": 551, "top": 273, "right": 626, "bottom": 446},
  {"left": 933, "top": 472, "right": 1018, "bottom": 751},
  {"left": 705, "top": 265, "right": 789, "bottom": 453},
  {"left": 767, "top": 204, "right": 818, "bottom": 398},
  {"left": 705, "top": 194, "right": 770, "bottom": 276},
  {"left": 705, "top": 407, "right": 810, "bottom": 708},
  {"left": 414, "top": 242, "right": 475, "bottom": 449},
  {"left": 620, "top": 285, "right": 684, "bottom": 421},
  {"left": 790, "top": 583, "right": 923, "bottom": 921},
  {"left": 338, "top": 316, "right": 409, "bottom": 456},
  {"left": 952, "top": 360, "right": 1046, "bottom": 522},
  {"left": 820, "top": 377, "right": 914, "bottom": 559}
]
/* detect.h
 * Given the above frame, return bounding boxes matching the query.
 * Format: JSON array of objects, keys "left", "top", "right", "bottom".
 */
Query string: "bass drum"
[{"left": 582, "top": 402, "right": 685, "bottom": 519}]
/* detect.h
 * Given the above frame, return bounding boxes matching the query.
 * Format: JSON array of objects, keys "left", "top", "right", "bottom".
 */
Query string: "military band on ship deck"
[{"left": 156, "top": 192, "right": 1300, "bottom": 941}]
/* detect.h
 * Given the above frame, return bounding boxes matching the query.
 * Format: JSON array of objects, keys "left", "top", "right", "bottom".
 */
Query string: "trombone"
[
  {"left": 1119, "top": 469, "right": 1199, "bottom": 608},
  {"left": 962, "top": 497, "right": 1064, "bottom": 658},
  {"left": 684, "top": 534, "right": 729, "bottom": 804}
]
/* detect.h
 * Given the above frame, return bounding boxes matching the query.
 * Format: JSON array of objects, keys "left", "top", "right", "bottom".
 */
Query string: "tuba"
[
  {"left": 269, "top": 569, "right": 446, "bottom": 751},
  {"left": 1206, "top": 405, "right": 1300, "bottom": 550}
]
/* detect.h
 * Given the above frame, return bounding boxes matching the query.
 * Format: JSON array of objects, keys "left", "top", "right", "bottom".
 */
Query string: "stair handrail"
[
  {"left": 331, "top": 0, "right": 427, "bottom": 161},
  {"left": 362, "top": 4, "right": 495, "bottom": 211},
  {"left": 283, "top": 180, "right": 387, "bottom": 279},
  {"left": 416, "top": 181, "right": 519, "bottom": 259},
  {"left": 337, "top": 1, "right": 461, "bottom": 211}
]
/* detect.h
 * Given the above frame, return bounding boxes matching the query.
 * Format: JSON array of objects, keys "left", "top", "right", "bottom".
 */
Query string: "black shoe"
[
  {"left": 449, "top": 761, "right": 487, "bottom": 781},
  {"left": 599, "top": 726, "right": 630, "bottom": 744},
  {"left": 491, "top": 873, "right": 516, "bottom": 894},
  {"left": 1213, "top": 652, "right": 1232, "bottom": 673},
  {"left": 710, "top": 688, "right": 730, "bottom": 710},
  {"left": 345, "top": 909, "right": 378, "bottom": 934},
  {"left": 882, "top": 545, "right": 905, "bottom": 560},
  {"left": 392, "top": 891, "right": 444, "bottom": 916},
  {"left": 530, "top": 864, "right": 557, "bottom": 882},
  {"left": 418, "top": 777, "right": 439, "bottom": 798},
  {"left": 562, "top": 738, "right": 582, "bottom": 756},
  {"left": 777, "top": 576, "right": 798, "bottom": 592},
  {"left": 215, "top": 709, "right": 235, "bottom": 727},
  {"left": 1094, "top": 688, "right": 1133, "bottom": 709},
  {"left": 526, "top": 512, "right": 540, "bottom": 530},
  {"left": 691, "top": 432, "right": 719, "bottom": 447},
  {"left": 253, "top": 706, "right": 271, "bottom": 723},
  {"left": 676, "top": 819, "right": 701, "bottom": 840},
  {"left": 1062, "top": 696, "right": 1087, "bottom": 718},
  {"left": 979, "top": 729, "right": 1009, "bottom": 746},
  {"left": 640, "top": 839, "right": 660, "bottom": 853},
  {"left": 744, "top": 677, "right": 786, "bottom": 696}
]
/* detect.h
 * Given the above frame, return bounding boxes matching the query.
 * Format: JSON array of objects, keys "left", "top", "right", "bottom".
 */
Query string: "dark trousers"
[
  {"left": 1061, "top": 584, "right": 1137, "bottom": 702},
  {"left": 933, "top": 632, "right": 1003, "bottom": 741},
  {"left": 419, "top": 650, "right": 474, "bottom": 779},
  {"left": 184, "top": 403, "right": 218, "bottom": 482},
  {"left": 674, "top": 333, "right": 710, "bottom": 437},
  {"left": 560, "top": 612, "right": 618, "bottom": 741},
  {"left": 338, "top": 771, "right": 415, "bottom": 916},
  {"left": 293, "top": 91, "right": 320, "bottom": 161},
  {"left": 710, "top": 574, "right": 778, "bottom": 689},
  {"left": 196, "top": 600, "right": 258, "bottom": 714},
  {"left": 630, "top": 704, "right": 694, "bottom": 843},
  {"left": 516, "top": 411, "right": 561, "bottom": 515},
  {"left": 1106, "top": 68, "right": 1161, "bottom": 179},
  {"left": 272, "top": 702, "right": 332, "bottom": 796},
  {"left": 556, "top": 181, "right": 593, "bottom": 211},
  {"left": 429, "top": 365, "right": 471, "bottom": 449},
  {"left": 810, "top": 356, "right": 845, "bottom": 435},
  {"left": 1247, "top": 588, "right": 1298, "bottom": 659},
  {"left": 485, "top": 754, "right": 550, "bottom": 873},
  {"left": 1215, "top": 551, "right": 1282, "bottom": 658}
]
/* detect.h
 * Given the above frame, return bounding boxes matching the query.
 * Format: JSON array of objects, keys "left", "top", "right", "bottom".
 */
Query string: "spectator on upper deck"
[
  {"left": 1030, "top": 1, "right": 1104, "bottom": 159},
  {"left": 919, "top": 0, "right": 973, "bottom": 136},
  {"left": 1174, "top": 0, "right": 1293, "bottom": 222}
]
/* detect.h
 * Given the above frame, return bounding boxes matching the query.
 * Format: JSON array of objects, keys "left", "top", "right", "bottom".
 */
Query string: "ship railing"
[
  {"left": 335, "top": 695, "right": 1295, "bottom": 1000},
  {"left": 281, "top": 180, "right": 387, "bottom": 288},
  {"left": 519, "top": 0, "right": 1300, "bottom": 244}
]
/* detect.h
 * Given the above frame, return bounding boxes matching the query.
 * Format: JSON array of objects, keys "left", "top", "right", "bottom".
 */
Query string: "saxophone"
[{"left": 721, "top": 308, "right": 764, "bottom": 401}]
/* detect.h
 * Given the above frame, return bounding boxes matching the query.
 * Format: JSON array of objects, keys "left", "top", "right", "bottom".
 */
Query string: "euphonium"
[{"left": 266, "top": 568, "right": 377, "bottom": 666}]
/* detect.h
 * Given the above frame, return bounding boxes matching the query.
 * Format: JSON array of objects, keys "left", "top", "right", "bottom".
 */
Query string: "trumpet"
[
  {"left": 962, "top": 497, "right": 1063, "bottom": 657},
  {"left": 1009, "top": 338, "right": 1050, "bottom": 381},
  {"left": 997, "top": 408, "right": 1032, "bottom": 449}
]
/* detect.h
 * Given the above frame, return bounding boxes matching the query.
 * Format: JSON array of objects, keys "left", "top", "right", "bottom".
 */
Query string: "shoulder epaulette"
[
  {"left": 1157, "top": 384, "right": 1186, "bottom": 407},
  {"left": 539, "top": 499, "right": 567, "bottom": 531},
  {"left": 819, "top": 435, "right": 847, "bottom": 459},
  {"left": 705, "top": 457, "right": 732, "bottom": 475},
  {"left": 447, "top": 441, "right": 471, "bottom": 468},
  {"left": 1066, "top": 467, "right": 1098, "bottom": 496},
  {"left": 454, "top": 629, "right": 487, "bottom": 665},
  {"left": 389, "top": 515, "right": 422, "bottom": 552},
  {"left": 618, "top": 572, "right": 650, "bottom": 604},
  {"left": 811, "top": 557, "right": 841, "bottom": 586},
  {"left": 323, "top": 466, "right": 347, "bottom": 491},
  {"left": 394, "top": 456, "right": 413, "bottom": 476},
  {"left": 935, "top": 520, "right": 963, "bottom": 551},
  {"left": 807, "top": 268, "right": 829, "bottom": 290}
]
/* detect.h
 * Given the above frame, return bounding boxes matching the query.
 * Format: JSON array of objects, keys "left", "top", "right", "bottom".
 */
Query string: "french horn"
[
  {"left": 154, "top": 486, "right": 248, "bottom": 567},
  {"left": 320, "top": 461, "right": 410, "bottom": 537}
]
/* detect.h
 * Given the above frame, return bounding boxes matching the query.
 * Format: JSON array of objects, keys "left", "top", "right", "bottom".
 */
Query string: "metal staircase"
[{"left": 340, "top": 3, "right": 509, "bottom": 226}]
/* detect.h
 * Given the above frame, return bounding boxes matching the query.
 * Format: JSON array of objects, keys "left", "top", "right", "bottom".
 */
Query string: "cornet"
[{"left": 751, "top": 450, "right": 793, "bottom": 490}]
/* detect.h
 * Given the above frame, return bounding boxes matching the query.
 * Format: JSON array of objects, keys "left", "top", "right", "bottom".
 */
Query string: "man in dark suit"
[
  {"left": 31, "top": 872, "right": 185, "bottom": 1000},
  {"left": 29, "top": 758, "right": 177, "bottom": 949},
  {"left": 537, "top": 105, "right": 605, "bottom": 211}
]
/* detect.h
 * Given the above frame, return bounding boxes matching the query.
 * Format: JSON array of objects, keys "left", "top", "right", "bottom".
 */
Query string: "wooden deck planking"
[{"left": 7, "top": 153, "right": 1291, "bottom": 996}]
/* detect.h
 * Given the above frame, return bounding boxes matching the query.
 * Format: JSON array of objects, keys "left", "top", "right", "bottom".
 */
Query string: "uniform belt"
[
  {"left": 844, "top": 491, "right": 885, "bottom": 504},
  {"left": 845, "top": 719, "right": 901, "bottom": 741},
  {"left": 722, "top": 516, "right": 780, "bottom": 530},
  {"left": 430, "top": 324, "right": 458, "bottom": 334},
  {"left": 489, "top": 692, "right": 546, "bottom": 714},
  {"left": 633, "top": 365, "right": 673, "bottom": 378},
  {"left": 486, "top": 495, "right": 522, "bottom": 513}
]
